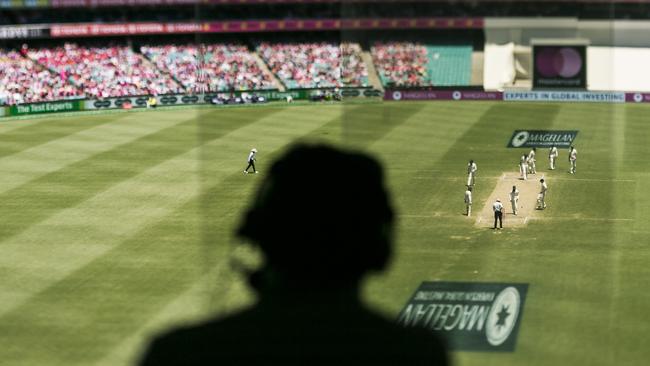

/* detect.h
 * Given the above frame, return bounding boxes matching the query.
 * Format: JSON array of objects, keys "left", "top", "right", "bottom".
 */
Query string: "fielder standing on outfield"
[
  {"left": 520, "top": 154, "right": 528, "bottom": 180},
  {"left": 467, "top": 160, "right": 477, "bottom": 187},
  {"left": 509, "top": 185, "right": 519, "bottom": 215},
  {"left": 569, "top": 145, "right": 577, "bottom": 174},
  {"left": 538, "top": 178, "right": 548, "bottom": 209},
  {"left": 527, "top": 147, "right": 537, "bottom": 174},
  {"left": 493, "top": 198, "right": 504, "bottom": 229},
  {"left": 464, "top": 186, "right": 472, "bottom": 217},
  {"left": 244, "top": 148, "right": 258, "bottom": 174},
  {"left": 549, "top": 145, "right": 558, "bottom": 170}
]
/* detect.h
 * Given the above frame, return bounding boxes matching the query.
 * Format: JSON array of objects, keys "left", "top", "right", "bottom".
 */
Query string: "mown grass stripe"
[
  {"left": 0, "top": 113, "right": 124, "bottom": 155},
  {"left": 339, "top": 102, "right": 426, "bottom": 148},
  {"left": 0, "top": 110, "right": 200, "bottom": 196}
]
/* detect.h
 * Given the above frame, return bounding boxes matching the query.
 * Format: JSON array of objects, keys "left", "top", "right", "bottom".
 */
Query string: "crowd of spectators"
[
  {"left": 371, "top": 42, "right": 431, "bottom": 87},
  {"left": 258, "top": 42, "right": 368, "bottom": 89},
  {"left": 341, "top": 43, "right": 369, "bottom": 87},
  {"left": 27, "top": 43, "right": 183, "bottom": 99},
  {"left": 141, "top": 44, "right": 276, "bottom": 93},
  {"left": 0, "top": 49, "right": 81, "bottom": 105},
  {"left": 0, "top": 41, "right": 381, "bottom": 106}
]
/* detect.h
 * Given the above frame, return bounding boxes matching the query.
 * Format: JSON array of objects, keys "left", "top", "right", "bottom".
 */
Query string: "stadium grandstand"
[
  {"left": 3, "top": 1, "right": 650, "bottom": 107},
  {"left": 0, "top": 0, "right": 487, "bottom": 105}
]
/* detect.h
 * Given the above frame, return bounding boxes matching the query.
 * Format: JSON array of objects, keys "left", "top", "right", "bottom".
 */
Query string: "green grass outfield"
[{"left": 0, "top": 101, "right": 648, "bottom": 366}]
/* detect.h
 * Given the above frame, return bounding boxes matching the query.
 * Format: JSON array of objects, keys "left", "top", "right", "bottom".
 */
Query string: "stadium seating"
[
  {"left": 372, "top": 42, "right": 474, "bottom": 87},
  {"left": 257, "top": 42, "right": 369, "bottom": 89},
  {"left": 1, "top": 40, "right": 473, "bottom": 106},
  {"left": 141, "top": 44, "right": 276, "bottom": 93},
  {"left": 27, "top": 43, "right": 183, "bottom": 99},
  {"left": 341, "top": 43, "right": 370, "bottom": 87},
  {"left": 426, "top": 45, "right": 473, "bottom": 86},
  {"left": 0, "top": 49, "right": 81, "bottom": 105},
  {"left": 371, "top": 42, "right": 431, "bottom": 87}
]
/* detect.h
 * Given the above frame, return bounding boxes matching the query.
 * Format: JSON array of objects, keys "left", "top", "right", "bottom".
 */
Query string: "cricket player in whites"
[
  {"left": 537, "top": 178, "right": 548, "bottom": 209},
  {"left": 569, "top": 145, "right": 577, "bottom": 174},
  {"left": 520, "top": 154, "right": 528, "bottom": 180},
  {"left": 467, "top": 160, "right": 477, "bottom": 186},
  {"left": 244, "top": 148, "right": 258, "bottom": 174},
  {"left": 527, "top": 147, "right": 537, "bottom": 174},
  {"left": 464, "top": 186, "right": 472, "bottom": 217},
  {"left": 509, "top": 185, "right": 519, "bottom": 215},
  {"left": 549, "top": 145, "right": 558, "bottom": 170}
]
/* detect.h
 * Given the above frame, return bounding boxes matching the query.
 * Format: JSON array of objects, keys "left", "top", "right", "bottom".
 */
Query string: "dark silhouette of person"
[{"left": 139, "top": 143, "right": 449, "bottom": 366}]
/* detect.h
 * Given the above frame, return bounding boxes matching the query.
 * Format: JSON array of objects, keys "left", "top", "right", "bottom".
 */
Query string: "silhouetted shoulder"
[{"left": 141, "top": 303, "right": 448, "bottom": 366}]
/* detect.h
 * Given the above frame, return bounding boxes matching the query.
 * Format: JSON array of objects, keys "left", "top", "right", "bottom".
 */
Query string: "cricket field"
[{"left": 0, "top": 101, "right": 648, "bottom": 366}]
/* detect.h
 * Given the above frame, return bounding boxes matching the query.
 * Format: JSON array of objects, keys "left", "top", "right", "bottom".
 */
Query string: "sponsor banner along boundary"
[
  {"left": 4, "top": 89, "right": 650, "bottom": 119},
  {"left": 386, "top": 89, "right": 650, "bottom": 104},
  {"left": 83, "top": 89, "right": 378, "bottom": 110},
  {"left": 398, "top": 281, "right": 529, "bottom": 352},
  {"left": 504, "top": 91, "right": 625, "bottom": 103},
  {"left": 626, "top": 92, "right": 650, "bottom": 103},
  {"left": 385, "top": 90, "right": 502, "bottom": 101},
  {"left": 1, "top": 88, "right": 380, "bottom": 118},
  {"left": 8, "top": 100, "right": 81, "bottom": 116}
]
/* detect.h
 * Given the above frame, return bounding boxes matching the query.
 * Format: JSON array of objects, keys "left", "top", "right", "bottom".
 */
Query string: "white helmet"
[{"left": 251, "top": 148, "right": 258, "bottom": 153}]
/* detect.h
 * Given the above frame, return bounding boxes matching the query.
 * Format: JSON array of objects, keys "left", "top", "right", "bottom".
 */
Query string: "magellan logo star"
[
  {"left": 486, "top": 286, "right": 521, "bottom": 346},
  {"left": 511, "top": 131, "right": 529, "bottom": 147},
  {"left": 495, "top": 305, "right": 511, "bottom": 330}
]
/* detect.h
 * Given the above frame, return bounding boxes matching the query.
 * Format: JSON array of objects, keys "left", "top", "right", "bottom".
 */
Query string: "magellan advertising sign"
[
  {"left": 398, "top": 282, "right": 528, "bottom": 352},
  {"left": 507, "top": 130, "right": 578, "bottom": 148}
]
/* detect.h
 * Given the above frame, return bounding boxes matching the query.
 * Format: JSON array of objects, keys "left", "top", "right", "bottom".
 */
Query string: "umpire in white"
[{"left": 493, "top": 198, "right": 504, "bottom": 229}]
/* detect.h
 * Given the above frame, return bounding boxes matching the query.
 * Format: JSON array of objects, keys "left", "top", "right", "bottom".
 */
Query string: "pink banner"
[
  {"left": 51, "top": 22, "right": 205, "bottom": 37},
  {"left": 384, "top": 89, "right": 503, "bottom": 101},
  {"left": 50, "top": 17, "right": 483, "bottom": 37}
]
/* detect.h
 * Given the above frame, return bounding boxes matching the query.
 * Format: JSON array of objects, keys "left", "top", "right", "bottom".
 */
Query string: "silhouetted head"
[
  {"left": 237, "top": 143, "right": 394, "bottom": 286},
  {"left": 512, "top": 185, "right": 516, "bottom": 191}
]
